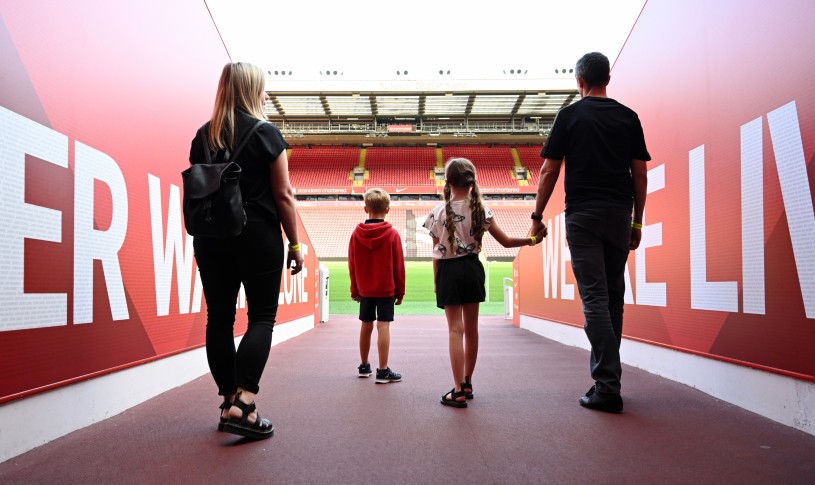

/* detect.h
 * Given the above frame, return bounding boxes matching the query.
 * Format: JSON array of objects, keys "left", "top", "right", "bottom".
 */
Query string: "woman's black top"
[{"left": 189, "top": 110, "right": 288, "bottom": 223}]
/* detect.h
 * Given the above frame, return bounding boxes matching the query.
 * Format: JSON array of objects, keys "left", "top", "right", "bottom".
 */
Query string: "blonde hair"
[
  {"left": 443, "top": 158, "right": 487, "bottom": 253},
  {"left": 208, "top": 62, "right": 267, "bottom": 150},
  {"left": 364, "top": 188, "right": 391, "bottom": 214}
]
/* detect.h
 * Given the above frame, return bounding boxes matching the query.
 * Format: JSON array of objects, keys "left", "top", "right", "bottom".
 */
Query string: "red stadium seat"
[
  {"left": 289, "top": 146, "right": 359, "bottom": 190},
  {"left": 364, "top": 147, "right": 436, "bottom": 187},
  {"left": 441, "top": 145, "right": 516, "bottom": 188},
  {"left": 516, "top": 145, "right": 543, "bottom": 186}
]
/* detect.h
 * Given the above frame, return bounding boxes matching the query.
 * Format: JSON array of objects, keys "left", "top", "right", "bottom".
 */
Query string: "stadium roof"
[
  {"left": 209, "top": 0, "right": 646, "bottom": 143},
  {"left": 262, "top": 88, "right": 575, "bottom": 145},
  {"left": 264, "top": 90, "right": 578, "bottom": 119},
  {"left": 260, "top": 70, "right": 584, "bottom": 142}
]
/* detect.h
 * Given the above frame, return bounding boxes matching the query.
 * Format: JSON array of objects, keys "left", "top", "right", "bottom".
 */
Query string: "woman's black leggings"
[{"left": 193, "top": 221, "right": 284, "bottom": 395}]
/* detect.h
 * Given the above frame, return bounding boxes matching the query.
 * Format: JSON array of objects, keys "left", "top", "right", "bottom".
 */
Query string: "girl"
[{"left": 423, "top": 158, "right": 543, "bottom": 408}]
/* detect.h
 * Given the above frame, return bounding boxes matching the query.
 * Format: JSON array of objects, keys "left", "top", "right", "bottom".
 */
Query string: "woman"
[{"left": 189, "top": 62, "right": 303, "bottom": 440}]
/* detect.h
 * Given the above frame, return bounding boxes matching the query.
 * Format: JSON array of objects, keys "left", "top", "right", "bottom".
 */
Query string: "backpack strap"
[
  {"left": 224, "top": 120, "right": 266, "bottom": 163},
  {"left": 198, "top": 124, "right": 214, "bottom": 164},
  {"left": 197, "top": 119, "right": 265, "bottom": 165}
]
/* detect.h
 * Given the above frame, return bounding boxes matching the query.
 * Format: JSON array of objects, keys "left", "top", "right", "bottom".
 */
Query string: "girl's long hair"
[
  {"left": 443, "top": 158, "right": 487, "bottom": 254},
  {"left": 208, "top": 62, "right": 267, "bottom": 150}
]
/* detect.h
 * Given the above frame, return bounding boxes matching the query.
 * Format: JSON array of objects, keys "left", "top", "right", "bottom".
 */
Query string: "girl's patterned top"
[{"left": 423, "top": 200, "right": 493, "bottom": 259}]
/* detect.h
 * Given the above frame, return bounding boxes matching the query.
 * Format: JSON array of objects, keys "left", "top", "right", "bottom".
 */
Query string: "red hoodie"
[{"left": 348, "top": 220, "right": 406, "bottom": 300}]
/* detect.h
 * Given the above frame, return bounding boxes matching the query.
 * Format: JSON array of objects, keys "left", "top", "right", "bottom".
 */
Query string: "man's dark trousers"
[{"left": 565, "top": 207, "right": 631, "bottom": 395}]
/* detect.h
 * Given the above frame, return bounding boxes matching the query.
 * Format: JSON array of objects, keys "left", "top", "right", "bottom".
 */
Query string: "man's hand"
[
  {"left": 395, "top": 297, "right": 403, "bottom": 305},
  {"left": 630, "top": 228, "right": 642, "bottom": 250},
  {"left": 530, "top": 219, "right": 547, "bottom": 242},
  {"left": 351, "top": 295, "right": 360, "bottom": 302}
]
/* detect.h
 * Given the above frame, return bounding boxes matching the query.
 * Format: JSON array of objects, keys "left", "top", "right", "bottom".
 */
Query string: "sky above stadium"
[{"left": 206, "top": 0, "right": 646, "bottom": 85}]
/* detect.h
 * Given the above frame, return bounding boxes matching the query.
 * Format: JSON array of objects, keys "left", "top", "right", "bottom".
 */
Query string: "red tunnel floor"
[{"left": 1, "top": 315, "right": 814, "bottom": 484}]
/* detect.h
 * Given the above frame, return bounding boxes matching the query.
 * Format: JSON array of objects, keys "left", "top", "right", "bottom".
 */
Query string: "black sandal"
[
  {"left": 462, "top": 377, "right": 474, "bottom": 400},
  {"left": 440, "top": 388, "right": 468, "bottom": 408},
  {"left": 222, "top": 394, "right": 275, "bottom": 440},
  {"left": 217, "top": 399, "right": 232, "bottom": 431}
]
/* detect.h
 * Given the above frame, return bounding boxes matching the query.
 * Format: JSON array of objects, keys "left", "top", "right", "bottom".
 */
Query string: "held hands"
[{"left": 529, "top": 219, "right": 548, "bottom": 245}]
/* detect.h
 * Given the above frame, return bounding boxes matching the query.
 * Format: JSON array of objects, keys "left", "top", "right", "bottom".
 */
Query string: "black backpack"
[{"left": 181, "top": 120, "right": 265, "bottom": 238}]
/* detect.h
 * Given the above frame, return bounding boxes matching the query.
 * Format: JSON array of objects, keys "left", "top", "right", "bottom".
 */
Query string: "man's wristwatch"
[{"left": 530, "top": 212, "right": 543, "bottom": 221}]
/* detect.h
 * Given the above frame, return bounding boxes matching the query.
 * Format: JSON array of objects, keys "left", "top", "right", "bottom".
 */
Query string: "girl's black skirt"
[{"left": 435, "top": 254, "right": 486, "bottom": 309}]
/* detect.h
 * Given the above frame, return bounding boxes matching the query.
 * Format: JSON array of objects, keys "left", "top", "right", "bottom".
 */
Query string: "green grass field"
[{"left": 323, "top": 260, "right": 512, "bottom": 316}]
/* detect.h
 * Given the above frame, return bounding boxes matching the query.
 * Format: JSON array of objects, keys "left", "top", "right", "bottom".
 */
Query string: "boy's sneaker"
[
  {"left": 358, "top": 363, "right": 372, "bottom": 378},
  {"left": 375, "top": 367, "right": 402, "bottom": 384}
]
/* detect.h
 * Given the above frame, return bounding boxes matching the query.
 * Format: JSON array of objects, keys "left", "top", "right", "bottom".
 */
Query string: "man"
[{"left": 530, "top": 52, "right": 649, "bottom": 413}]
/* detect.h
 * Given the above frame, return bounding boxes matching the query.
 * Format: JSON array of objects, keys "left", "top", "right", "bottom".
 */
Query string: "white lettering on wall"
[
  {"left": 192, "top": 268, "right": 204, "bottom": 313},
  {"left": 280, "top": 242, "right": 310, "bottom": 305},
  {"left": 689, "top": 102, "right": 814, "bottom": 318},
  {"left": 636, "top": 164, "right": 666, "bottom": 307},
  {"left": 624, "top": 264, "right": 634, "bottom": 304},
  {"left": 542, "top": 214, "right": 560, "bottom": 298},
  {"left": 741, "top": 117, "right": 764, "bottom": 314},
  {"left": 148, "top": 175, "right": 195, "bottom": 316},
  {"left": 689, "top": 145, "right": 739, "bottom": 312},
  {"left": 238, "top": 284, "right": 246, "bottom": 309},
  {"left": 766, "top": 101, "right": 815, "bottom": 318},
  {"left": 558, "top": 213, "right": 574, "bottom": 300},
  {"left": 0, "top": 107, "right": 68, "bottom": 330},
  {"left": 73, "top": 142, "right": 129, "bottom": 323}
]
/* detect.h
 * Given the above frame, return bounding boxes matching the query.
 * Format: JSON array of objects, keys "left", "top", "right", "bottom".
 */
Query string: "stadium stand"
[
  {"left": 290, "top": 144, "right": 536, "bottom": 260},
  {"left": 481, "top": 206, "right": 535, "bottom": 258},
  {"left": 296, "top": 206, "right": 360, "bottom": 258},
  {"left": 441, "top": 145, "right": 516, "bottom": 187},
  {"left": 515, "top": 145, "right": 543, "bottom": 186},
  {"left": 288, "top": 146, "right": 358, "bottom": 189},
  {"left": 298, "top": 203, "right": 532, "bottom": 260},
  {"left": 364, "top": 147, "right": 437, "bottom": 187}
]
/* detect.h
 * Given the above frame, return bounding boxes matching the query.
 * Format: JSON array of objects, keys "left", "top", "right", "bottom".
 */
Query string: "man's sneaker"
[
  {"left": 358, "top": 363, "right": 372, "bottom": 378},
  {"left": 375, "top": 367, "right": 402, "bottom": 384}
]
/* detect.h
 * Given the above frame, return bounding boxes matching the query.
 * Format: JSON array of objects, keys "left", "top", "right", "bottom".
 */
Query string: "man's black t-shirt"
[
  {"left": 189, "top": 111, "right": 288, "bottom": 223},
  {"left": 541, "top": 97, "right": 650, "bottom": 214}
]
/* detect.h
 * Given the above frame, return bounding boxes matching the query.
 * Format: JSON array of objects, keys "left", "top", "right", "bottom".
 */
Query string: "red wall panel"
[
  {"left": 0, "top": 1, "right": 319, "bottom": 402},
  {"left": 517, "top": 0, "right": 815, "bottom": 380}
]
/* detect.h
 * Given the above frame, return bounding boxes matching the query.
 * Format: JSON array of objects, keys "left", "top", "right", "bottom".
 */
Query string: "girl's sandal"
[
  {"left": 222, "top": 396, "right": 275, "bottom": 440},
  {"left": 462, "top": 377, "right": 474, "bottom": 400},
  {"left": 440, "top": 388, "right": 468, "bottom": 408}
]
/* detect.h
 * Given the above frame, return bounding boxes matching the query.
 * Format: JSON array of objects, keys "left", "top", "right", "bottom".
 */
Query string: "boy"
[{"left": 348, "top": 188, "right": 406, "bottom": 383}]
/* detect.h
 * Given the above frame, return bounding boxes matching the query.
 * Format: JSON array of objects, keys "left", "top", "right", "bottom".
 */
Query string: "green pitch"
[{"left": 322, "top": 260, "right": 513, "bottom": 316}]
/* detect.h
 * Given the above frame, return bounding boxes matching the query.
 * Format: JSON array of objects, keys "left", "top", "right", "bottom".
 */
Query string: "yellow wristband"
[
  {"left": 631, "top": 222, "right": 643, "bottom": 229},
  {"left": 289, "top": 243, "right": 301, "bottom": 252},
  {"left": 530, "top": 236, "right": 537, "bottom": 246}
]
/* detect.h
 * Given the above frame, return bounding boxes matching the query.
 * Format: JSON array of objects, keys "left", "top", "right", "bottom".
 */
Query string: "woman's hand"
[{"left": 288, "top": 247, "right": 304, "bottom": 275}]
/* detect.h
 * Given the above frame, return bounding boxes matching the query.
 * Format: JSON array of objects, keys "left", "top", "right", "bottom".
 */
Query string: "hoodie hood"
[{"left": 353, "top": 221, "right": 394, "bottom": 250}]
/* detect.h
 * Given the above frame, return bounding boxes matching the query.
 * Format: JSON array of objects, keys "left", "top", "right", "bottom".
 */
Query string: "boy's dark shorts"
[{"left": 359, "top": 296, "right": 396, "bottom": 322}]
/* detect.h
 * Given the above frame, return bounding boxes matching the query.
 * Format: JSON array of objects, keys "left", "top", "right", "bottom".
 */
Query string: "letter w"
[
  {"left": 148, "top": 175, "right": 195, "bottom": 316},
  {"left": 543, "top": 215, "right": 559, "bottom": 298}
]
